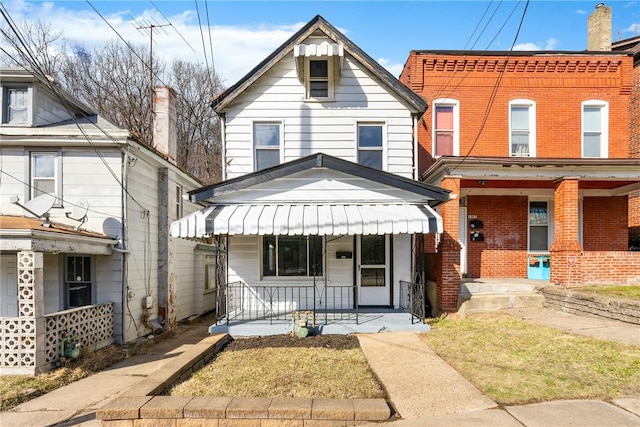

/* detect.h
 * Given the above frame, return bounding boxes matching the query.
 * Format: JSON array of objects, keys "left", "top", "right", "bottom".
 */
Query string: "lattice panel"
[
  {"left": 44, "top": 303, "right": 115, "bottom": 364},
  {"left": 0, "top": 318, "right": 37, "bottom": 368},
  {"left": 17, "top": 251, "right": 35, "bottom": 318}
]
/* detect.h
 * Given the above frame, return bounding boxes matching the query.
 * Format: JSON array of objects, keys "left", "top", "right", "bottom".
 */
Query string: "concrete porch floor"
[{"left": 208, "top": 309, "right": 432, "bottom": 336}]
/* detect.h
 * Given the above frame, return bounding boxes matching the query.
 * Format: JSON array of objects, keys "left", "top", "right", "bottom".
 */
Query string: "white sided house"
[
  {"left": 171, "top": 16, "right": 450, "bottom": 321},
  {"left": 0, "top": 68, "right": 213, "bottom": 375}
]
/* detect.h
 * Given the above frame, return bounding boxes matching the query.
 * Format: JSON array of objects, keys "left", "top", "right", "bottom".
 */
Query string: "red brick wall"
[
  {"left": 583, "top": 196, "right": 629, "bottom": 251},
  {"left": 578, "top": 252, "right": 640, "bottom": 285},
  {"left": 466, "top": 195, "right": 528, "bottom": 278},
  {"left": 630, "top": 64, "right": 640, "bottom": 158},
  {"left": 400, "top": 53, "right": 634, "bottom": 171}
]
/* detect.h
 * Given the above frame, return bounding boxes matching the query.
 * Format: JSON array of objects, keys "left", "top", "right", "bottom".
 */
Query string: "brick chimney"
[
  {"left": 153, "top": 86, "right": 177, "bottom": 164},
  {"left": 587, "top": 3, "right": 612, "bottom": 51}
]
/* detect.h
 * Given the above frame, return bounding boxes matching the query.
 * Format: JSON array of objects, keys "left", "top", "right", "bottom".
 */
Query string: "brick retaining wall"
[
  {"left": 96, "top": 333, "right": 391, "bottom": 426},
  {"left": 541, "top": 287, "right": 640, "bottom": 325}
]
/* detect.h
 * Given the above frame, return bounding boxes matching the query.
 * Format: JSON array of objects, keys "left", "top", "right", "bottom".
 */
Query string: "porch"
[{"left": 208, "top": 279, "right": 431, "bottom": 336}]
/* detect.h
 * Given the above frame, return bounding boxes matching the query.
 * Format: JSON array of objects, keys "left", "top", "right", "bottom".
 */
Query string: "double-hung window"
[
  {"left": 66, "top": 255, "right": 92, "bottom": 308},
  {"left": 305, "top": 58, "right": 333, "bottom": 100},
  {"left": 2, "top": 86, "right": 29, "bottom": 124},
  {"left": 175, "top": 185, "right": 183, "bottom": 219},
  {"left": 254, "top": 122, "right": 281, "bottom": 171},
  {"left": 509, "top": 100, "right": 536, "bottom": 157},
  {"left": 357, "top": 123, "right": 383, "bottom": 170},
  {"left": 262, "top": 235, "right": 323, "bottom": 277},
  {"left": 582, "top": 101, "right": 608, "bottom": 158},
  {"left": 432, "top": 99, "right": 459, "bottom": 156},
  {"left": 30, "top": 152, "right": 59, "bottom": 202},
  {"left": 529, "top": 201, "right": 550, "bottom": 252}
]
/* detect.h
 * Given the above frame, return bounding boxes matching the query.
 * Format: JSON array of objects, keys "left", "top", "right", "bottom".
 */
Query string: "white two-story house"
[
  {"left": 171, "top": 16, "right": 450, "bottom": 321},
  {"left": 0, "top": 68, "right": 214, "bottom": 374}
]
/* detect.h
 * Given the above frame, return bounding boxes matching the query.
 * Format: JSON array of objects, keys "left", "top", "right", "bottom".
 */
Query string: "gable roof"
[
  {"left": 210, "top": 15, "right": 427, "bottom": 113},
  {"left": 188, "top": 153, "right": 450, "bottom": 206}
]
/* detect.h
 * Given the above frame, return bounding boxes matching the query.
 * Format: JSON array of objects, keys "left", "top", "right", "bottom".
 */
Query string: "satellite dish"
[
  {"left": 67, "top": 199, "right": 89, "bottom": 221},
  {"left": 12, "top": 193, "right": 56, "bottom": 218},
  {"left": 66, "top": 199, "right": 89, "bottom": 230}
]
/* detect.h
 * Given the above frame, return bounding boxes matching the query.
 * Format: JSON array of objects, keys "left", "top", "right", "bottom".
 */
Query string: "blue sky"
[{"left": 3, "top": 1, "right": 639, "bottom": 86}]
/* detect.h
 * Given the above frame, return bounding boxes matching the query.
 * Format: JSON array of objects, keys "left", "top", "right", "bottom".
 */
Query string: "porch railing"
[
  {"left": 399, "top": 280, "right": 426, "bottom": 324},
  {"left": 223, "top": 281, "right": 358, "bottom": 325}
]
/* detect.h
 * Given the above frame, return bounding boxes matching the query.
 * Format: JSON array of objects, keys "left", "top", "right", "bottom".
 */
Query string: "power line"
[
  {"left": 150, "top": 1, "right": 197, "bottom": 54},
  {"left": 204, "top": 0, "right": 216, "bottom": 76}
]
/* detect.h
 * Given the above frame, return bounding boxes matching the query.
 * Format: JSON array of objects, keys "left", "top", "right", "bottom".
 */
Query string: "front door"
[
  {"left": 1, "top": 256, "right": 18, "bottom": 317},
  {"left": 357, "top": 235, "right": 390, "bottom": 306}
]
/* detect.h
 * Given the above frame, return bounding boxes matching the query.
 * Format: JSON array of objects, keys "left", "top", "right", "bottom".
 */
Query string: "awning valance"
[{"left": 171, "top": 204, "right": 442, "bottom": 238}]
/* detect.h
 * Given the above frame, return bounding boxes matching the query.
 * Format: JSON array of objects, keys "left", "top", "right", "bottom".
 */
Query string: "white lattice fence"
[{"left": 44, "top": 303, "right": 115, "bottom": 364}]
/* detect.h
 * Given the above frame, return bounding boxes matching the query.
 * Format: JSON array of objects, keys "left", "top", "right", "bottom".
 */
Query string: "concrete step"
[{"left": 458, "top": 293, "right": 546, "bottom": 316}]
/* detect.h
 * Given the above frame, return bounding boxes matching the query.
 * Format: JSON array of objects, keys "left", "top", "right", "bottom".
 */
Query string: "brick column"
[
  {"left": 550, "top": 178, "right": 583, "bottom": 286},
  {"left": 437, "top": 177, "right": 462, "bottom": 312}
]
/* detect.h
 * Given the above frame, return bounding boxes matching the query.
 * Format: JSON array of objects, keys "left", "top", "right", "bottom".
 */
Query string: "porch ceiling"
[{"left": 170, "top": 203, "right": 442, "bottom": 238}]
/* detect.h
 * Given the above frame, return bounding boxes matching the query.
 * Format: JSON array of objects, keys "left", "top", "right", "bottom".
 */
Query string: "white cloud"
[
  {"left": 2, "top": 0, "right": 305, "bottom": 86},
  {"left": 377, "top": 57, "right": 404, "bottom": 77},
  {"left": 512, "top": 38, "right": 559, "bottom": 51},
  {"left": 576, "top": 9, "right": 588, "bottom": 15},
  {"left": 623, "top": 23, "right": 640, "bottom": 34}
]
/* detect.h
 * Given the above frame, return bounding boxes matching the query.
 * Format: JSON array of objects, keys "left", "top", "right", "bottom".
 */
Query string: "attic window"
[
  {"left": 2, "top": 86, "right": 30, "bottom": 125},
  {"left": 294, "top": 43, "right": 343, "bottom": 101}
]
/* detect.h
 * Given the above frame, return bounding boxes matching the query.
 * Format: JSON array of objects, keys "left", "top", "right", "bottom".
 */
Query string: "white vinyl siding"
[
  {"left": 224, "top": 54, "right": 416, "bottom": 179},
  {"left": 582, "top": 100, "right": 608, "bottom": 158}
]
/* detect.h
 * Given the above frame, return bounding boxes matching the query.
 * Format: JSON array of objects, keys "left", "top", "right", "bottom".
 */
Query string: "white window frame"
[
  {"left": 581, "top": 100, "right": 609, "bottom": 158},
  {"left": 304, "top": 57, "right": 334, "bottom": 101},
  {"left": 432, "top": 98, "right": 460, "bottom": 157},
  {"left": 509, "top": 99, "right": 536, "bottom": 157},
  {"left": 253, "top": 122, "right": 282, "bottom": 171},
  {"left": 528, "top": 198, "right": 554, "bottom": 253},
  {"left": 356, "top": 122, "right": 385, "bottom": 170},
  {"left": 1, "top": 85, "right": 32, "bottom": 125},
  {"left": 204, "top": 255, "right": 216, "bottom": 292},
  {"left": 29, "top": 150, "right": 62, "bottom": 206},
  {"left": 175, "top": 185, "right": 183, "bottom": 219}
]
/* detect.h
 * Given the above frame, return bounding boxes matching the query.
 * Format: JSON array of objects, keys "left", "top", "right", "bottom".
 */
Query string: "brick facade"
[{"left": 402, "top": 50, "right": 637, "bottom": 306}]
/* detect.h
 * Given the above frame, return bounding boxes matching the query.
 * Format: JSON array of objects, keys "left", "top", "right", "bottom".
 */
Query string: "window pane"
[
  {"left": 435, "top": 106, "right": 453, "bottom": 129},
  {"left": 435, "top": 131, "right": 454, "bottom": 156},
  {"left": 33, "top": 179, "right": 55, "bottom": 197},
  {"left": 361, "top": 268, "right": 385, "bottom": 287},
  {"left": 511, "top": 132, "right": 529, "bottom": 155},
  {"left": 309, "top": 81, "right": 328, "bottom": 97},
  {"left": 583, "top": 107, "right": 601, "bottom": 132},
  {"left": 256, "top": 149, "right": 279, "bottom": 170},
  {"left": 511, "top": 106, "right": 529, "bottom": 130},
  {"left": 529, "top": 202, "right": 548, "bottom": 226},
  {"left": 309, "top": 60, "right": 328, "bottom": 78},
  {"left": 530, "top": 227, "right": 549, "bottom": 251},
  {"left": 8, "top": 88, "right": 28, "bottom": 123},
  {"left": 278, "top": 236, "right": 307, "bottom": 276},
  {"left": 309, "top": 235, "right": 323, "bottom": 276},
  {"left": 68, "top": 284, "right": 91, "bottom": 308},
  {"left": 583, "top": 133, "right": 601, "bottom": 157},
  {"left": 361, "top": 235, "right": 385, "bottom": 265},
  {"left": 34, "top": 154, "right": 55, "bottom": 178},
  {"left": 358, "top": 125, "right": 383, "bottom": 147},
  {"left": 358, "top": 150, "right": 382, "bottom": 169},
  {"left": 263, "top": 236, "right": 276, "bottom": 276},
  {"left": 254, "top": 124, "right": 279, "bottom": 146}
]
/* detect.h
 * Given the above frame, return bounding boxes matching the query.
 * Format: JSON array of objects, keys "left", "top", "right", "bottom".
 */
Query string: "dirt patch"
[{"left": 226, "top": 334, "right": 360, "bottom": 351}]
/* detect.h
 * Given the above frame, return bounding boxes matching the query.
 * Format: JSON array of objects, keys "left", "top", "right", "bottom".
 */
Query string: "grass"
[
  {"left": 573, "top": 285, "right": 640, "bottom": 301},
  {"left": 0, "top": 345, "right": 127, "bottom": 411},
  {"left": 169, "top": 345, "right": 385, "bottom": 399},
  {"left": 420, "top": 312, "right": 640, "bottom": 405}
]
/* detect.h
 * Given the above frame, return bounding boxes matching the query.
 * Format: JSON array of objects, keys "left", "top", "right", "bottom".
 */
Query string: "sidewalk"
[{"left": 1, "top": 307, "right": 639, "bottom": 427}]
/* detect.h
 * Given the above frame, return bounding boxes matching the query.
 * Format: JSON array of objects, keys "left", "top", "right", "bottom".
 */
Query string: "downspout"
[
  {"left": 120, "top": 149, "right": 130, "bottom": 344},
  {"left": 412, "top": 114, "right": 419, "bottom": 296},
  {"left": 220, "top": 114, "right": 227, "bottom": 181}
]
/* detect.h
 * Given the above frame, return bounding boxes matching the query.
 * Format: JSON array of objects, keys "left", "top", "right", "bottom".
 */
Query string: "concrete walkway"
[{"left": 1, "top": 307, "right": 640, "bottom": 427}]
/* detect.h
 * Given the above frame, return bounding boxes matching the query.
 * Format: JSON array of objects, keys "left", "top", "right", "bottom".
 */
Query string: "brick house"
[{"left": 400, "top": 4, "right": 640, "bottom": 312}]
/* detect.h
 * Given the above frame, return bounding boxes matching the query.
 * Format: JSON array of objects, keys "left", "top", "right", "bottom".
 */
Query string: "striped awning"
[{"left": 170, "top": 204, "right": 442, "bottom": 238}]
